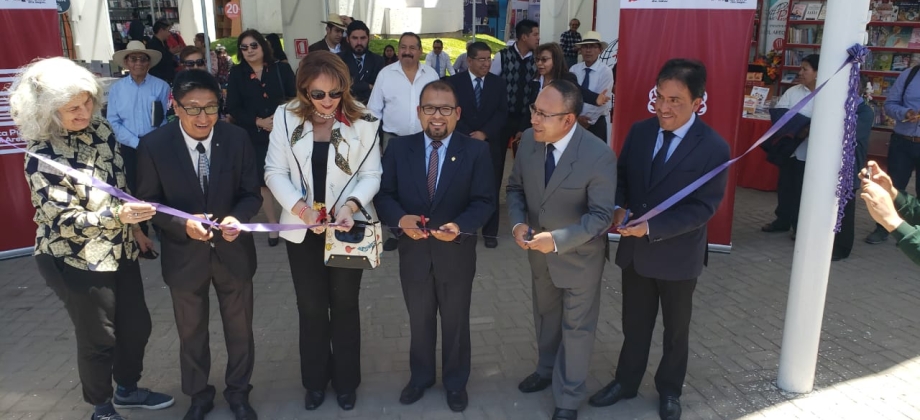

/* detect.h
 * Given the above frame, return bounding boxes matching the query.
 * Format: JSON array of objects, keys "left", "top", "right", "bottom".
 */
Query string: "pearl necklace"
[{"left": 313, "top": 109, "right": 335, "bottom": 120}]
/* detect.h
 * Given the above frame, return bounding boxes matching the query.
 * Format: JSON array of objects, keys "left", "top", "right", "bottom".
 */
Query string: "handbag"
[{"left": 284, "top": 111, "right": 383, "bottom": 270}]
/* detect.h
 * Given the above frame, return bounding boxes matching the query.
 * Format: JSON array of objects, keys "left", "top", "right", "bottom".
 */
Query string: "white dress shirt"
[
  {"left": 367, "top": 63, "right": 440, "bottom": 136},
  {"left": 425, "top": 51, "right": 453, "bottom": 78},
  {"left": 489, "top": 44, "right": 533, "bottom": 76},
  {"left": 775, "top": 84, "right": 814, "bottom": 161},
  {"left": 181, "top": 124, "right": 214, "bottom": 177},
  {"left": 570, "top": 59, "right": 614, "bottom": 124}
]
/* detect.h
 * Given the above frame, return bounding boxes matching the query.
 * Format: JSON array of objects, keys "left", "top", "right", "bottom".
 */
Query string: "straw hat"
[
  {"left": 112, "top": 40, "right": 162, "bottom": 67},
  {"left": 321, "top": 13, "right": 347, "bottom": 29},
  {"left": 575, "top": 31, "right": 608, "bottom": 49}
]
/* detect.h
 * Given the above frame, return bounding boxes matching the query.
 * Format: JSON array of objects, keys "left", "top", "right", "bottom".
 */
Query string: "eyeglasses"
[
  {"left": 420, "top": 105, "right": 456, "bottom": 116},
  {"left": 535, "top": 57, "right": 552, "bottom": 63},
  {"left": 529, "top": 104, "right": 568, "bottom": 121},
  {"left": 239, "top": 42, "right": 260, "bottom": 51},
  {"left": 309, "top": 90, "right": 344, "bottom": 100},
  {"left": 182, "top": 59, "right": 206, "bottom": 68},
  {"left": 175, "top": 100, "right": 220, "bottom": 116},
  {"left": 127, "top": 55, "right": 150, "bottom": 63}
]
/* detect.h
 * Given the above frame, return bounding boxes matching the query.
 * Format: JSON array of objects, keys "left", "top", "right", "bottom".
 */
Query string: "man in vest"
[{"left": 487, "top": 18, "right": 540, "bottom": 249}]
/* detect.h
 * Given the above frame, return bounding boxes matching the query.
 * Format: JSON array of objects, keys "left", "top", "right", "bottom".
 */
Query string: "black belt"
[{"left": 894, "top": 133, "right": 920, "bottom": 143}]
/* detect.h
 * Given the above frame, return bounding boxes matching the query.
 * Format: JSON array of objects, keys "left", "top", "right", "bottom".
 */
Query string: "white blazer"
[{"left": 265, "top": 102, "right": 382, "bottom": 243}]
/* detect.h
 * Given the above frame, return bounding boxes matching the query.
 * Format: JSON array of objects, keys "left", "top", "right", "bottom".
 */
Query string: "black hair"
[
  {"left": 419, "top": 80, "right": 458, "bottom": 106},
  {"left": 656, "top": 58, "right": 707, "bottom": 100},
  {"left": 433, "top": 39, "right": 443, "bottom": 46},
  {"left": 172, "top": 70, "right": 222, "bottom": 102},
  {"left": 347, "top": 20, "right": 370, "bottom": 38},
  {"left": 153, "top": 20, "right": 171, "bottom": 34},
  {"left": 236, "top": 29, "right": 275, "bottom": 64},
  {"left": 802, "top": 54, "right": 820, "bottom": 71},
  {"left": 467, "top": 41, "right": 492, "bottom": 57},
  {"left": 265, "top": 33, "right": 287, "bottom": 61},
  {"left": 326, "top": 23, "right": 344, "bottom": 31},
  {"left": 399, "top": 32, "right": 422, "bottom": 49},
  {"left": 545, "top": 79, "right": 583, "bottom": 116},
  {"left": 515, "top": 19, "right": 539, "bottom": 39}
]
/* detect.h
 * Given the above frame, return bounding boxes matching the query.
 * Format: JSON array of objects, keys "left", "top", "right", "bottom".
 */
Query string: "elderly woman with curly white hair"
[{"left": 9, "top": 57, "right": 174, "bottom": 420}]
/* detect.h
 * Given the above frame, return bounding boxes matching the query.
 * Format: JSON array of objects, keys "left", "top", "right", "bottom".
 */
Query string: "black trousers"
[
  {"left": 119, "top": 145, "right": 149, "bottom": 236},
  {"left": 614, "top": 264, "right": 697, "bottom": 398},
  {"left": 587, "top": 116, "right": 608, "bottom": 143},
  {"left": 35, "top": 255, "right": 152, "bottom": 405},
  {"left": 169, "top": 249, "right": 255, "bottom": 405},
  {"left": 832, "top": 195, "right": 857, "bottom": 258},
  {"left": 774, "top": 158, "right": 806, "bottom": 228},
  {"left": 887, "top": 133, "right": 920, "bottom": 196},
  {"left": 401, "top": 257, "right": 474, "bottom": 392},
  {"left": 485, "top": 116, "right": 521, "bottom": 237},
  {"left": 286, "top": 232, "right": 363, "bottom": 393}
]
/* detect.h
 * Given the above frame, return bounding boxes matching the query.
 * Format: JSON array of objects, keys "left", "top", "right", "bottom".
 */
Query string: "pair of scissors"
[{"left": 523, "top": 226, "right": 535, "bottom": 241}]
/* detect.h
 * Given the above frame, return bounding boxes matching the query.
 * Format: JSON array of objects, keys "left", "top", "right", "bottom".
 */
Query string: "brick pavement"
[{"left": 1, "top": 182, "right": 919, "bottom": 420}]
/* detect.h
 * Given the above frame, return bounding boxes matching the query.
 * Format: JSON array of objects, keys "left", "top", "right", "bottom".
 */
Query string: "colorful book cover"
[
  {"left": 874, "top": 53, "right": 894, "bottom": 71},
  {"left": 898, "top": 2, "right": 920, "bottom": 21},
  {"left": 817, "top": 3, "right": 827, "bottom": 20},
  {"left": 910, "top": 53, "right": 920, "bottom": 67},
  {"left": 910, "top": 28, "right": 920, "bottom": 48},
  {"left": 886, "top": 26, "right": 912, "bottom": 47},
  {"left": 790, "top": 3, "right": 807, "bottom": 20},
  {"left": 892, "top": 54, "right": 911, "bottom": 71}
]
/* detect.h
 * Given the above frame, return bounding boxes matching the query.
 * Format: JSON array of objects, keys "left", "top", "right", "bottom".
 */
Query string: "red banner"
[
  {"left": 0, "top": 2, "right": 63, "bottom": 256},
  {"left": 612, "top": 0, "right": 756, "bottom": 247}
]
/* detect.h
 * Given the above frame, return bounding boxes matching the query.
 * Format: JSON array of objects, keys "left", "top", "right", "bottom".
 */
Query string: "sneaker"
[
  {"left": 864, "top": 226, "right": 889, "bottom": 244},
  {"left": 92, "top": 414, "right": 125, "bottom": 420},
  {"left": 113, "top": 388, "right": 175, "bottom": 410}
]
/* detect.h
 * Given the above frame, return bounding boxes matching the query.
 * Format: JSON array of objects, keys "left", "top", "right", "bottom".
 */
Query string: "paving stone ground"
[{"left": 2, "top": 164, "right": 919, "bottom": 420}]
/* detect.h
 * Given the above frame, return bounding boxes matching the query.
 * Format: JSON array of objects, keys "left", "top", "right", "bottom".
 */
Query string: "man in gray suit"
[{"left": 506, "top": 79, "right": 617, "bottom": 420}]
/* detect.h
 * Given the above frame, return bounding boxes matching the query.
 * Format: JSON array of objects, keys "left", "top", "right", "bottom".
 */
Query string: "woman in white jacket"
[{"left": 264, "top": 51, "right": 381, "bottom": 412}]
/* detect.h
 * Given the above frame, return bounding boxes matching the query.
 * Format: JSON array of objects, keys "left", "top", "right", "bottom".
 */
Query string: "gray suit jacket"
[{"left": 507, "top": 126, "right": 618, "bottom": 288}]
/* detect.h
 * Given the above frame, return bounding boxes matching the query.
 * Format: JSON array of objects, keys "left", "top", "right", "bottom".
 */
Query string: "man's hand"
[
  {"left": 613, "top": 208, "right": 629, "bottom": 227},
  {"left": 169, "top": 45, "right": 182, "bottom": 55},
  {"left": 525, "top": 232, "right": 555, "bottom": 254},
  {"left": 577, "top": 116, "right": 590, "bottom": 128},
  {"left": 333, "top": 205, "right": 355, "bottom": 231},
  {"left": 219, "top": 216, "right": 241, "bottom": 242},
  {"left": 618, "top": 221, "right": 649, "bottom": 237},
  {"left": 906, "top": 109, "right": 920, "bottom": 122},
  {"left": 860, "top": 160, "right": 898, "bottom": 202},
  {"left": 134, "top": 228, "right": 155, "bottom": 252},
  {"left": 596, "top": 89, "right": 610, "bottom": 106},
  {"left": 398, "top": 215, "right": 428, "bottom": 240},
  {"left": 470, "top": 131, "right": 487, "bottom": 141},
  {"left": 431, "top": 223, "right": 460, "bottom": 242},
  {"left": 513, "top": 132, "right": 523, "bottom": 146},
  {"left": 512, "top": 223, "right": 531, "bottom": 249},
  {"left": 256, "top": 116, "right": 274, "bottom": 132},
  {"left": 186, "top": 214, "right": 214, "bottom": 242},
  {"left": 861, "top": 180, "right": 903, "bottom": 232}
]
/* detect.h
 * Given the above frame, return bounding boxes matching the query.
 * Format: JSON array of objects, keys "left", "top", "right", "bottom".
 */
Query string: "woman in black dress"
[{"left": 226, "top": 29, "right": 296, "bottom": 246}]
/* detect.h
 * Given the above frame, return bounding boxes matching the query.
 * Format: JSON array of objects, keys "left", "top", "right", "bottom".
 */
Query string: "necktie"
[
  {"left": 435, "top": 54, "right": 441, "bottom": 75},
  {"left": 196, "top": 143, "right": 209, "bottom": 195},
  {"left": 545, "top": 144, "right": 556, "bottom": 186},
  {"left": 582, "top": 68, "right": 592, "bottom": 89},
  {"left": 357, "top": 55, "right": 364, "bottom": 75},
  {"left": 427, "top": 140, "right": 443, "bottom": 199},
  {"left": 651, "top": 130, "right": 675, "bottom": 183},
  {"left": 474, "top": 77, "right": 483, "bottom": 109}
]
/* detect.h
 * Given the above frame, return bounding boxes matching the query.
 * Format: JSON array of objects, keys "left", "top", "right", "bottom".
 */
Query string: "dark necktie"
[
  {"left": 651, "top": 130, "right": 675, "bottom": 183},
  {"left": 196, "top": 143, "right": 209, "bottom": 195},
  {"left": 435, "top": 54, "right": 441, "bottom": 75},
  {"left": 474, "top": 77, "right": 483, "bottom": 109},
  {"left": 582, "top": 68, "right": 592, "bottom": 89},
  {"left": 545, "top": 143, "right": 556, "bottom": 186},
  {"left": 356, "top": 55, "right": 364, "bottom": 75},
  {"left": 427, "top": 140, "right": 443, "bottom": 199}
]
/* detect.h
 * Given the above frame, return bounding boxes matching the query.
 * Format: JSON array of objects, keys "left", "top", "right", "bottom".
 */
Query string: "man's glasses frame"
[
  {"left": 420, "top": 105, "right": 456, "bottom": 116},
  {"left": 529, "top": 104, "right": 568, "bottom": 121},
  {"left": 175, "top": 99, "right": 220, "bottom": 116}
]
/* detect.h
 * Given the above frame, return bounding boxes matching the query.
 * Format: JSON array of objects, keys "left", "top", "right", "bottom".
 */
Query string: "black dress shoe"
[
  {"left": 659, "top": 396, "right": 681, "bottom": 420},
  {"left": 182, "top": 402, "right": 214, "bottom": 420},
  {"left": 518, "top": 372, "right": 552, "bottom": 393},
  {"left": 399, "top": 382, "right": 431, "bottom": 405},
  {"left": 383, "top": 238, "right": 399, "bottom": 252},
  {"left": 229, "top": 401, "right": 257, "bottom": 420},
  {"left": 446, "top": 389, "right": 468, "bottom": 412},
  {"left": 484, "top": 237, "right": 498, "bottom": 248},
  {"left": 336, "top": 392, "right": 356, "bottom": 410},
  {"left": 552, "top": 408, "right": 578, "bottom": 420},
  {"left": 588, "top": 381, "right": 637, "bottom": 407},
  {"left": 304, "top": 390, "right": 325, "bottom": 410},
  {"left": 761, "top": 221, "right": 791, "bottom": 233},
  {"left": 267, "top": 236, "right": 280, "bottom": 247}
]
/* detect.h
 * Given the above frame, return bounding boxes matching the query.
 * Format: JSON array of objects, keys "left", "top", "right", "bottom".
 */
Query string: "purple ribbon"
[
  {"left": 624, "top": 48, "right": 861, "bottom": 229},
  {"left": 3, "top": 140, "right": 324, "bottom": 233},
  {"left": 834, "top": 44, "right": 869, "bottom": 232}
]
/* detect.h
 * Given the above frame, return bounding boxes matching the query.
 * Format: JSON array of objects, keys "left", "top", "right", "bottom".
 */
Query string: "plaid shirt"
[{"left": 560, "top": 30, "right": 582, "bottom": 59}]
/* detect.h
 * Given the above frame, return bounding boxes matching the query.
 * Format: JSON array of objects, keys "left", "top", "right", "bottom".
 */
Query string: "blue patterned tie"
[
  {"left": 474, "top": 77, "right": 482, "bottom": 109},
  {"left": 196, "top": 143, "right": 209, "bottom": 195},
  {"left": 545, "top": 144, "right": 556, "bottom": 186},
  {"left": 427, "top": 141, "right": 442, "bottom": 199}
]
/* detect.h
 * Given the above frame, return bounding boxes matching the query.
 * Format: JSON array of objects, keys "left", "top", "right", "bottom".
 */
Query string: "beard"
[
  {"left": 352, "top": 44, "right": 366, "bottom": 54},
  {"left": 424, "top": 125, "right": 449, "bottom": 141}
]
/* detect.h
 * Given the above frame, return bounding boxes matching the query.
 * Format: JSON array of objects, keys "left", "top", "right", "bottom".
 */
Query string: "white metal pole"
[
  {"left": 776, "top": 0, "right": 870, "bottom": 393},
  {"left": 199, "top": 0, "right": 211, "bottom": 73},
  {"left": 472, "top": 0, "right": 477, "bottom": 41}
]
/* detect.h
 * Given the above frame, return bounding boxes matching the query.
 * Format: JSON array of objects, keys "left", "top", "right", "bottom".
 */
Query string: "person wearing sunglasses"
[
  {"left": 227, "top": 29, "right": 296, "bottom": 247},
  {"left": 264, "top": 51, "right": 382, "bottom": 413},
  {"left": 135, "top": 70, "right": 263, "bottom": 420},
  {"left": 194, "top": 33, "right": 220, "bottom": 75}
]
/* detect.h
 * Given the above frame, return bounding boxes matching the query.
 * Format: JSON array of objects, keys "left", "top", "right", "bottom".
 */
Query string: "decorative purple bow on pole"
[{"left": 834, "top": 44, "right": 869, "bottom": 233}]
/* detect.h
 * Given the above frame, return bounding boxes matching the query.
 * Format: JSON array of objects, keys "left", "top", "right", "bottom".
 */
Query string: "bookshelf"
[
  {"left": 107, "top": 0, "right": 180, "bottom": 50},
  {"left": 864, "top": 2, "right": 920, "bottom": 136}
]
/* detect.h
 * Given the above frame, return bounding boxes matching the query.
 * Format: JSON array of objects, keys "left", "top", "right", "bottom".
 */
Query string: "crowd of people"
[{"left": 7, "top": 11, "right": 919, "bottom": 420}]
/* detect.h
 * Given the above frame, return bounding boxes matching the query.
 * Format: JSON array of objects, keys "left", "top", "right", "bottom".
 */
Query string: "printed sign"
[
  {"left": 224, "top": 1, "right": 240, "bottom": 20},
  {"left": 0, "top": 69, "right": 23, "bottom": 155},
  {"left": 294, "top": 39, "right": 309, "bottom": 59},
  {"left": 0, "top": 0, "right": 57, "bottom": 10}
]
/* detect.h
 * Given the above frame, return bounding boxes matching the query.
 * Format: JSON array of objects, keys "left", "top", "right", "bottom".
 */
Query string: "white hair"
[{"left": 8, "top": 57, "right": 102, "bottom": 141}]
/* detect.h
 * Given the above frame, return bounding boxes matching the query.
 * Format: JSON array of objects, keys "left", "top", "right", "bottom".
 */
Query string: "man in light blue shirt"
[{"left": 107, "top": 41, "right": 170, "bottom": 194}]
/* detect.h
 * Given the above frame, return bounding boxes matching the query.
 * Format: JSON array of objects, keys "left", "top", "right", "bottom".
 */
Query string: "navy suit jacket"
[
  {"left": 374, "top": 132, "right": 495, "bottom": 281},
  {"left": 339, "top": 51, "right": 384, "bottom": 104},
  {"left": 615, "top": 116, "right": 730, "bottom": 281},
  {"left": 447, "top": 71, "right": 507, "bottom": 144}
]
